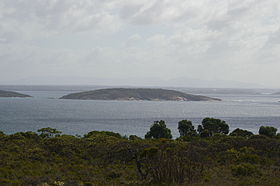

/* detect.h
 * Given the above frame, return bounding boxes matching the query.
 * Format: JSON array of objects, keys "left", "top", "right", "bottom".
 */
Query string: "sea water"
[{"left": 0, "top": 86, "right": 280, "bottom": 137}]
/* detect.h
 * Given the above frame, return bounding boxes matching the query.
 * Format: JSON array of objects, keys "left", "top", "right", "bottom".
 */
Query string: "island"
[
  {"left": 60, "top": 88, "right": 221, "bottom": 101},
  {"left": 0, "top": 90, "right": 31, "bottom": 98}
]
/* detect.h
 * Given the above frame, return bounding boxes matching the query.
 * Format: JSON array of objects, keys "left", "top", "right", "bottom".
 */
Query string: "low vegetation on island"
[
  {"left": 0, "top": 90, "right": 31, "bottom": 98},
  {"left": 60, "top": 88, "right": 221, "bottom": 101},
  {"left": 1, "top": 118, "right": 279, "bottom": 185}
]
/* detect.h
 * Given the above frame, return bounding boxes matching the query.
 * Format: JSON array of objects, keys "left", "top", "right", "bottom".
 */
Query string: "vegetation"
[
  {"left": 145, "top": 120, "right": 172, "bottom": 139},
  {"left": 0, "top": 118, "right": 279, "bottom": 185},
  {"left": 38, "top": 127, "right": 62, "bottom": 138},
  {"left": 178, "top": 120, "right": 197, "bottom": 137},
  {"left": 259, "top": 126, "right": 278, "bottom": 137},
  {"left": 230, "top": 128, "right": 254, "bottom": 138},
  {"left": 197, "top": 117, "right": 229, "bottom": 137}
]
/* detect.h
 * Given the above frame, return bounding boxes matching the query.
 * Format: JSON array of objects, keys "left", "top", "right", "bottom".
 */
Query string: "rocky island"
[
  {"left": 60, "top": 88, "right": 221, "bottom": 101},
  {"left": 0, "top": 90, "right": 31, "bottom": 98}
]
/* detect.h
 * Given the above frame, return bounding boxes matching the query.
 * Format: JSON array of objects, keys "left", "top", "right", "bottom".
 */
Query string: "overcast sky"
[{"left": 0, "top": 0, "right": 280, "bottom": 88}]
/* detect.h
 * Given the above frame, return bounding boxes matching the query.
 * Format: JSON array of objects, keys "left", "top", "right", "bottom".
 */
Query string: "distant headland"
[
  {"left": 60, "top": 88, "right": 221, "bottom": 101},
  {"left": 0, "top": 90, "right": 31, "bottom": 98}
]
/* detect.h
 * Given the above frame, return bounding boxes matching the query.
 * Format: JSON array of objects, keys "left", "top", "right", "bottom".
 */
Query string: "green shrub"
[
  {"left": 145, "top": 120, "right": 172, "bottom": 139},
  {"left": 84, "top": 131, "right": 123, "bottom": 139},
  {"left": 178, "top": 120, "right": 197, "bottom": 137},
  {"left": 230, "top": 128, "right": 253, "bottom": 138},
  {"left": 0, "top": 131, "right": 5, "bottom": 136},
  {"left": 129, "top": 135, "right": 142, "bottom": 140},
  {"left": 198, "top": 118, "right": 229, "bottom": 136},
  {"left": 231, "top": 163, "right": 259, "bottom": 177},
  {"left": 259, "top": 126, "right": 277, "bottom": 137},
  {"left": 37, "top": 127, "right": 62, "bottom": 138}
]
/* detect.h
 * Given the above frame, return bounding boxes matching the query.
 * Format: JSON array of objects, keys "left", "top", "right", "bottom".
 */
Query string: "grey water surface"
[{"left": 0, "top": 86, "right": 280, "bottom": 137}]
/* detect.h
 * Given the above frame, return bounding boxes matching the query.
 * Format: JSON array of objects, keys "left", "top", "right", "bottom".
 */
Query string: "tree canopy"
[
  {"left": 145, "top": 120, "right": 172, "bottom": 139},
  {"left": 37, "top": 127, "right": 62, "bottom": 138},
  {"left": 198, "top": 117, "right": 229, "bottom": 137},
  {"left": 0, "top": 118, "right": 280, "bottom": 185},
  {"left": 230, "top": 128, "right": 253, "bottom": 138},
  {"left": 178, "top": 120, "right": 197, "bottom": 137},
  {"left": 259, "top": 126, "right": 277, "bottom": 137}
]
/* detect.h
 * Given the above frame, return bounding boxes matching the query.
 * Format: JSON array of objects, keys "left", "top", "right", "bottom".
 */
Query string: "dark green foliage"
[
  {"left": 145, "top": 120, "right": 172, "bottom": 139},
  {"left": 84, "top": 131, "right": 123, "bottom": 139},
  {"left": 231, "top": 163, "right": 259, "bottom": 177},
  {"left": 199, "top": 118, "right": 229, "bottom": 136},
  {"left": 219, "top": 147, "right": 261, "bottom": 165},
  {"left": 259, "top": 126, "right": 277, "bottom": 137},
  {"left": 37, "top": 127, "right": 62, "bottom": 138},
  {"left": 230, "top": 128, "right": 254, "bottom": 138},
  {"left": 137, "top": 144, "right": 205, "bottom": 184},
  {"left": 0, "top": 131, "right": 5, "bottom": 136},
  {"left": 129, "top": 135, "right": 142, "bottom": 140},
  {"left": 199, "top": 128, "right": 210, "bottom": 138},
  {"left": 1, "top": 122, "right": 280, "bottom": 185},
  {"left": 17, "top": 131, "right": 39, "bottom": 139},
  {"left": 178, "top": 120, "right": 197, "bottom": 137},
  {"left": 197, "top": 125, "right": 204, "bottom": 134}
]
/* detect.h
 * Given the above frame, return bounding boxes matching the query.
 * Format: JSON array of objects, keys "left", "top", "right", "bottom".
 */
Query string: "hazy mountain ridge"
[{"left": 60, "top": 88, "right": 221, "bottom": 101}]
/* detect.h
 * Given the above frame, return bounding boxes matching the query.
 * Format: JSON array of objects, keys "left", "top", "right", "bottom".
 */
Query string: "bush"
[
  {"left": 37, "top": 127, "right": 62, "bottom": 138},
  {"left": 198, "top": 118, "right": 229, "bottom": 136},
  {"left": 178, "top": 120, "right": 197, "bottom": 137},
  {"left": 1, "top": 123, "right": 280, "bottom": 185},
  {"left": 145, "top": 120, "right": 172, "bottom": 139},
  {"left": 129, "top": 135, "right": 142, "bottom": 140},
  {"left": 231, "top": 163, "right": 259, "bottom": 177},
  {"left": 259, "top": 126, "right": 277, "bottom": 137},
  {"left": 230, "top": 128, "right": 253, "bottom": 138},
  {"left": 84, "top": 131, "right": 123, "bottom": 139}
]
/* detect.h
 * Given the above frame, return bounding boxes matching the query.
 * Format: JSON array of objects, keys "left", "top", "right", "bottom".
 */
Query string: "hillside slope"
[
  {"left": 0, "top": 90, "right": 31, "bottom": 98},
  {"left": 60, "top": 88, "right": 221, "bottom": 101}
]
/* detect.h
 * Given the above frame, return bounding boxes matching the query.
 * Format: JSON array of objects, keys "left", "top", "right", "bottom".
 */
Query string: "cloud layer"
[{"left": 1, "top": 0, "right": 280, "bottom": 87}]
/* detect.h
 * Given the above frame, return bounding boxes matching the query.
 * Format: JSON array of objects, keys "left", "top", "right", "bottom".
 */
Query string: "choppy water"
[{"left": 0, "top": 86, "right": 280, "bottom": 137}]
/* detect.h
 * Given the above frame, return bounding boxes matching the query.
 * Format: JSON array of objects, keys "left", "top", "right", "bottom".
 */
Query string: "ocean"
[{"left": 0, "top": 85, "right": 280, "bottom": 137}]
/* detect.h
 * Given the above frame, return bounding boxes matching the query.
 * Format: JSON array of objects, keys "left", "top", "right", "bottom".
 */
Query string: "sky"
[{"left": 0, "top": 0, "right": 280, "bottom": 88}]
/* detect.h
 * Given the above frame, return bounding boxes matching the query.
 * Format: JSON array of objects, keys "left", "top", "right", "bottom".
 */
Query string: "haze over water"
[{"left": 0, "top": 86, "right": 280, "bottom": 137}]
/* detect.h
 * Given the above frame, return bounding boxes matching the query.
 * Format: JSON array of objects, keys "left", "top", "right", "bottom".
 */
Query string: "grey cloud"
[
  {"left": 0, "top": 0, "right": 122, "bottom": 40},
  {"left": 0, "top": 0, "right": 280, "bottom": 87},
  {"left": 266, "top": 28, "right": 280, "bottom": 45}
]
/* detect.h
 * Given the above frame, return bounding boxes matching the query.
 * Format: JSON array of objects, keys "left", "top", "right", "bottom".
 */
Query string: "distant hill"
[
  {"left": 60, "top": 88, "right": 221, "bottom": 101},
  {"left": 0, "top": 90, "right": 31, "bottom": 98}
]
